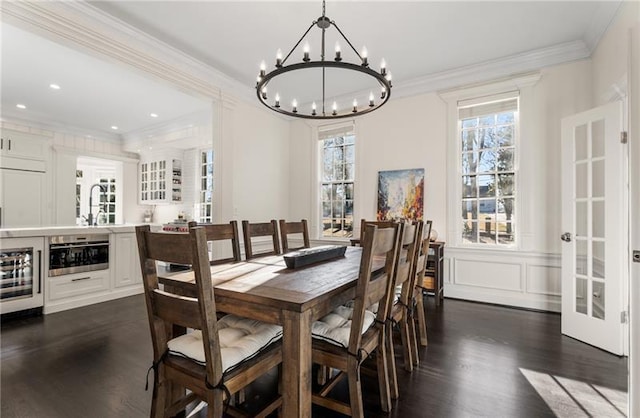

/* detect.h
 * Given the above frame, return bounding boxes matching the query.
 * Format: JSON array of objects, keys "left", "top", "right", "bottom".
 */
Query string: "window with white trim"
[
  {"left": 459, "top": 95, "right": 518, "bottom": 245},
  {"left": 319, "top": 126, "right": 355, "bottom": 238},
  {"left": 196, "top": 149, "right": 214, "bottom": 222}
]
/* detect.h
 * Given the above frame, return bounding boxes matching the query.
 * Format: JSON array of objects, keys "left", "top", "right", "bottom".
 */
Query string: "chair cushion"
[
  {"left": 167, "top": 315, "right": 282, "bottom": 373},
  {"left": 312, "top": 305, "right": 376, "bottom": 347}
]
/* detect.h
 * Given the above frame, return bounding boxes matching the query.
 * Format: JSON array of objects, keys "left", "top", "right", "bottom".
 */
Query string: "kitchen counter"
[{"left": 0, "top": 224, "right": 160, "bottom": 239}]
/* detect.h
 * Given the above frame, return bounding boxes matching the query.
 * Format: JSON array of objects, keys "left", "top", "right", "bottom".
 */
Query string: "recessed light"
[
  {"left": 111, "top": 126, "right": 118, "bottom": 130},
  {"left": 49, "top": 84, "right": 61, "bottom": 90},
  {"left": 150, "top": 113, "right": 158, "bottom": 118},
  {"left": 16, "top": 104, "right": 26, "bottom": 109}
]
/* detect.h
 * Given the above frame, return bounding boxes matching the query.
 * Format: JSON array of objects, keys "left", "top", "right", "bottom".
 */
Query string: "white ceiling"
[{"left": 1, "top": 1, "right": 622, "bottom": 135}]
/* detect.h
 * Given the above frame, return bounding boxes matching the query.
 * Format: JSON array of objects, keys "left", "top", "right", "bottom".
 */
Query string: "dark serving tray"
[{"left": 283, "top": 245, "right": 347, "bottom": 269}]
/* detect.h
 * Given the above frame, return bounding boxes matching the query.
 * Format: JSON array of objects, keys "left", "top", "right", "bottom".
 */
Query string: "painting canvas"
[{"left": 377, "top": 168, "right": 424, "bottom": 221}]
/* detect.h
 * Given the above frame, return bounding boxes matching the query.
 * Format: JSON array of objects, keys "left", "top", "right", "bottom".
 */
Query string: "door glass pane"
[
  {"left": 593, "top": 241, "right": 605, "bottom": 279},
  {"left": 592, "top": 159, "right": 604, "bottom": 198},
  {"left": 576, "top": 162, "right": 588, "bottom": 198},
  {"left": 575, "top": 124, "right": 588, "bottom": 160},
  {"left": 592, "top": 281, "right": 605, "bottom": 320},
  {"left": 576, "top": 239, "right": 587, "bottom": 275},
  {"left": 592, "top": 119, "right": 605, "bottom": 158},
  {"left": 576, "top": 277, "right": 588, "bottom": 315},
  {"left": 576, "top": 202, "right": 588, "bottom": 237},
  {"left": 592, "top": 201, "right": 605, "bottom": 238}
]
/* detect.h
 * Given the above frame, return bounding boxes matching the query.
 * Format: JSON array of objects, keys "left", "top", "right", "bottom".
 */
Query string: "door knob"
[{"left": 561, "top": 232, "right": 572, "bottom": 242}]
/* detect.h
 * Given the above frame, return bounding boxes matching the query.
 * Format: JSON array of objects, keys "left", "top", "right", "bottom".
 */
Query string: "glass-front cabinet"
[{"left": 139, "top": 152, "right": 182, "bottom": 204}]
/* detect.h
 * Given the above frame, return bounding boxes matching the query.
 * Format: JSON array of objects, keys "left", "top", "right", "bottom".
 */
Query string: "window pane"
[
  {"left": 479, "top": 128, "right": 496, "bottom": 149},
  {"left": 498, "top": 148, "right": 515, "bottom": 171},
  {"left": 344, "top": 135, "right": 355, "bottom": 145},
  {"left": 479, "top": 115, "right": 494, "bottom": 126},
  {"left": 462, "top": 176, "right": 477, "bottom": 198},
  {"left": 334, "top": 164, "right": 344, "bottom": 181},
  {"left": 344, "top": 183, "right": 353, "bottom": 200},
  {"left": 497, "top": 125, "right": 514, "bottom": 146},
  {"left": 478, "top": 175, "right": 495, "bottom": 197},
  {"left": 322, "top": 184, "right": 331, "bottom": 201},
  {"left": 334, "top": 136, "right": 344, "bottom": 146},
  {"left": 462, "top": 118, "right": 478, "bottom": 129},
  {"left": 462, "top": 130, "right": 476, "bottom": 151},
  {"left": 497, "top": 112, "right": 514, "bottom": 124},
  {"left": 462, "top": 200, "right": 477, "bottom": 220},
  {"left": 463, "top": 221, "right": 478, "bottom": 243},
  {"left": 498, "top": 174, "right": 515, "bottom": 196},
  {"left": 478, "top": 199, "right": 495, "bottom": 215},
  {"left": 322, "top": 202, "right": 331, "bottom": 217},
  {"left": 478, "top": 150, "right": 496, "bottom": 172},
  {"left": 462, "top": 152, "right": 478, "bottom": 174},
  {"left": 345, "top": 164, "right": 354, "bottom": 181},
  {"left": 345, "top": 200, "right": 353, "bottom": 216}
]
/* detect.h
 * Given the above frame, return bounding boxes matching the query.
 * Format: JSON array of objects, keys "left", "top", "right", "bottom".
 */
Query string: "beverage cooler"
[{"left": 0, "top": 237, "right": 44, "bottom": 316}]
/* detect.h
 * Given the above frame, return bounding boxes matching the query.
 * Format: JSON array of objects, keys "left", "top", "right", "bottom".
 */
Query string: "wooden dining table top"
[{"left": 159, "top": 245, "right": 364, "bottom": 317}]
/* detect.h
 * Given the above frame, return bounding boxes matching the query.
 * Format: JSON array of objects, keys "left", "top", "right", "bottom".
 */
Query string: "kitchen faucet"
[{"left": 86, "top": 183, "right": 107, "bottom": 226}]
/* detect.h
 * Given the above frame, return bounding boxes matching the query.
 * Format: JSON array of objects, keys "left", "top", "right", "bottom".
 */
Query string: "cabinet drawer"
[
  {"left": 0, "top": 129, "right": 49, "bottom": 161},
  {"left": 48, "top": 271, "right": 110, "bottom": 301}
]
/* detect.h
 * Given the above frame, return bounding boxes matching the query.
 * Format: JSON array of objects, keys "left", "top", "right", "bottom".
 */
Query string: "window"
[
  {"left": 319, "top": 127, "right": 355, "bottom": 238},
  {"left": 197, "top": 149, "right": 214, "bottom": 222},
  {"left": 459, "top": 95, "right": 518, "bottom": 245}
]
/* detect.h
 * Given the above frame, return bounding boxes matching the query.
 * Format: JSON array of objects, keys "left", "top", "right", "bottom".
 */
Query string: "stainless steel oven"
[{"left": 49, "top": 235, "right": 109, "bottom": 277}]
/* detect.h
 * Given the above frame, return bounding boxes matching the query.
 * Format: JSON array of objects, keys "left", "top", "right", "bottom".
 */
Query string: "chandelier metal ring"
[{"left": 255, "top": 0, "right": 392, "bottom": 120}]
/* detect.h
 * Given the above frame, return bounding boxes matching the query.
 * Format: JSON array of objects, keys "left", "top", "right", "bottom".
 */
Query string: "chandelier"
[{"left": 255, "top": 0, "right": 392, "bottom": 120}]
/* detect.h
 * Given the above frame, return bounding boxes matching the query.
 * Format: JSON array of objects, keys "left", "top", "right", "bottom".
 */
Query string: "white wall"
[{"left": 232, "top": 100, "right": 290, "bottom": 223}]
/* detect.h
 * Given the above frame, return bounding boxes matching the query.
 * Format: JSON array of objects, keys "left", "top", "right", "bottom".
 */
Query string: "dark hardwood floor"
[{"left": 1, "top": 295, "right": 627, "bottom": 417}]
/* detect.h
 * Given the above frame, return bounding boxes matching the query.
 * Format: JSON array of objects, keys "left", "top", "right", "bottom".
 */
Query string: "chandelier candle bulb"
[
  {"left": 381, "top": 86, "right": 387, "bottom": 99},
  {"left": 335, "top": 42, "right": 342, "bottom": 61},
  {"left": 303, "top": 43, "right": 310, "bottom": 62},
  {"left": 352, "top": 99, "right": 358, "bottom": 113},
  {"left": 259, "top": 61, "right": 266, "bottom": 77},
  {"left": 312, "top": 102, "right": 317, "bottom": 116},
  {"left": 369, "top": 92, "right": 375, "bottom": 107},
  {"left": 361, "top": 47, "right": 368, "bottom": 66},
  {"left": 276, "top": 49, "right": 283, "bottom": 67},
  {"left": 275, "top": 93, "right": 280, "bottom": 108},
  {"left": 332, "top": 101, "right": 337, "bottom": 116},
  {"left": 292, "top": 99, "right": 298, "bottom": 113},
  {"left": 380, "top": 59, "right": 387, "bottom": 75},
  {"left": 261, "top": 87, "right": 267, "bottom": 100}
]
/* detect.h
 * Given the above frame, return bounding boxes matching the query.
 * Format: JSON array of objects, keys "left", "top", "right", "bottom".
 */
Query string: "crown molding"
[
  {"left": 394, "top": 40, "right": 589, "bottom": 101},
  {"left": 583, "top": 1, "right": 624, "bottom": 53},
  {"left": 0, "top": 115, "right": 121, "bottom": 143}
]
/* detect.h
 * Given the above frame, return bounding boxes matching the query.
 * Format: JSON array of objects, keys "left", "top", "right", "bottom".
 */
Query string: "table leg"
[{"left": 282, "top": 309, "right": 312, "bottom": 418}]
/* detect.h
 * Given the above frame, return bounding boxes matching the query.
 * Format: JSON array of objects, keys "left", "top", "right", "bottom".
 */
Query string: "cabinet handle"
[
  {"left": 71, "top": 276, "right": 92, "bottom": 282},
  {"left": 1, "top": 137, "right": 3, "bottom": 149},
  {"left": 7, "top": 139, "right": 11, "bottom": 151},
  {"left": 38, "top": 250, "right": 42, "bottom": 294}
]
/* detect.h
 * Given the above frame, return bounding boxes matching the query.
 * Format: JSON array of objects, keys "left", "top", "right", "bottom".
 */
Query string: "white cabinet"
[
  {"left": 47, "top": 270, "right": 111, "bottom": 302},
  {"left": 114, "top": 232, "right": 142, "bottom": 288},
  {"left": 0, "top": 129, "right": 49, "bottom": 161},
  {"left": 0, "top": 168, "right": 45, "bottom": 227},
  {"left": 139, "top": 152, "right": 182, "bottom": 204},
  {"left": 0, "top": 129, "right": 49, "bottom": 228}
]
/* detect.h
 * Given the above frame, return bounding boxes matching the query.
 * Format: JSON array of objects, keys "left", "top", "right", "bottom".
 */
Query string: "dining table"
[{"left": 158, "top": 246, "right": 364, "bottom": 418}]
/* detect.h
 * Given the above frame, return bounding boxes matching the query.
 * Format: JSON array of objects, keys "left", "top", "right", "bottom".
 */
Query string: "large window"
[
  {"left": 320, "top": 128, "right": 355, "bottom": 238},
  {"left": 197, "top": 149, "right": 214, "bottom": 222},
  {"left": 459, "top": 95, "right": 518, "bottom": 245}
]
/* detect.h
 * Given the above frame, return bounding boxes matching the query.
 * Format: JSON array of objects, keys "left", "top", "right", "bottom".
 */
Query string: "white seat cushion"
[
  {"left": 312, "top": 305, "right": 376, "bottom": 347},
  {"left": 167, "top": 315, "right": 282, "bottom": 373}
]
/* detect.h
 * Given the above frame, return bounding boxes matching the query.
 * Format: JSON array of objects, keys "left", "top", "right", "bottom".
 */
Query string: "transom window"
[
  {"left": 459, "top": 96, "right": 518, "bottom": 245},
  {"left": 319, "top": 128, "right": 355, "bottom": 238}
]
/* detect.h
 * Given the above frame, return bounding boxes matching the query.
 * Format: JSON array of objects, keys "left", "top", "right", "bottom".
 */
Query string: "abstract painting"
[{"left": 377, "top": 168, "right": 424, "bottom": 221}]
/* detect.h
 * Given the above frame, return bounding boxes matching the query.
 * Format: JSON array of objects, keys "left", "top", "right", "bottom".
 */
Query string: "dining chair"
[
  {"left": 414, "top": 220, "right": 433, "bottom": 347},
  {"left": 278, "top": 219, "right": 310, "bottom": 253},
  {"left": 135, "top": 225, "right": 283, "bottom": 418},
  {"left": 190, "top": 221, "right": 242, "bottom": 265},
  {"left": 310, "top": 222, "right": 402, "bottom": 416},
  {"left": 241, "top": 220, "right": 281, "bottom": 260},
  {"left": 387, "top": 220, "right": 422, "bottom": 376}
]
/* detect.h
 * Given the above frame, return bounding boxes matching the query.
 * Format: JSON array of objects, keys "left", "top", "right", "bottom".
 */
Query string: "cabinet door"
[
  {"left": 0, "top": 130, "right": 49, "bottom": 160},
  {"left": 114, "top": 233, "right": 142, "bottom": 288},
  {"left": 0, "top": 169, "right": 45, "bottom": 227}
]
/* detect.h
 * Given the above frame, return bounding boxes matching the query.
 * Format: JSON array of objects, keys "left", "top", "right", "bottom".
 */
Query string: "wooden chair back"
[
  {"left": 135, "top": 225, "right": 224, "bottom": 389},
  {"left": 397, "top": 221, "right": 423, "bottom": 303},
  {"left": 349, "top": 222, "right": 402, "bottom": 352},
  {"left": 241, "top": 219, "right": 281, "bottom": 259},
  {"left": 190, "top": 221, "right": 242, "bottom": 265},
  {"left": 279, "top": 219, "right": 310, "bottom": 253}
]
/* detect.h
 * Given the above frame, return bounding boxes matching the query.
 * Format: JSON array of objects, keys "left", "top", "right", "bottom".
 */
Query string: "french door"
[{"left": 560, "top": 101, "right": 625, "bottom": 355}]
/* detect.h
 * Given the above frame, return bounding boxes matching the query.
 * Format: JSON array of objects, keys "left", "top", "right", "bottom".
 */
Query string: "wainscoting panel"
[{"left": 444, "top": 248, "right": 562, "bottom": 312}]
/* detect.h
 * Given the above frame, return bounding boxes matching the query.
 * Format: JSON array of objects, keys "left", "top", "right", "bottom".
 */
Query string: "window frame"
[
  {"left": 459, "top": 97, "right": 519, "bottom": 247},
  {"left": 316, "top": 123, "right": 356, "bottom": 241},
  {"left": 440, "top": 74, "right": 541, "bottom": 250}
]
